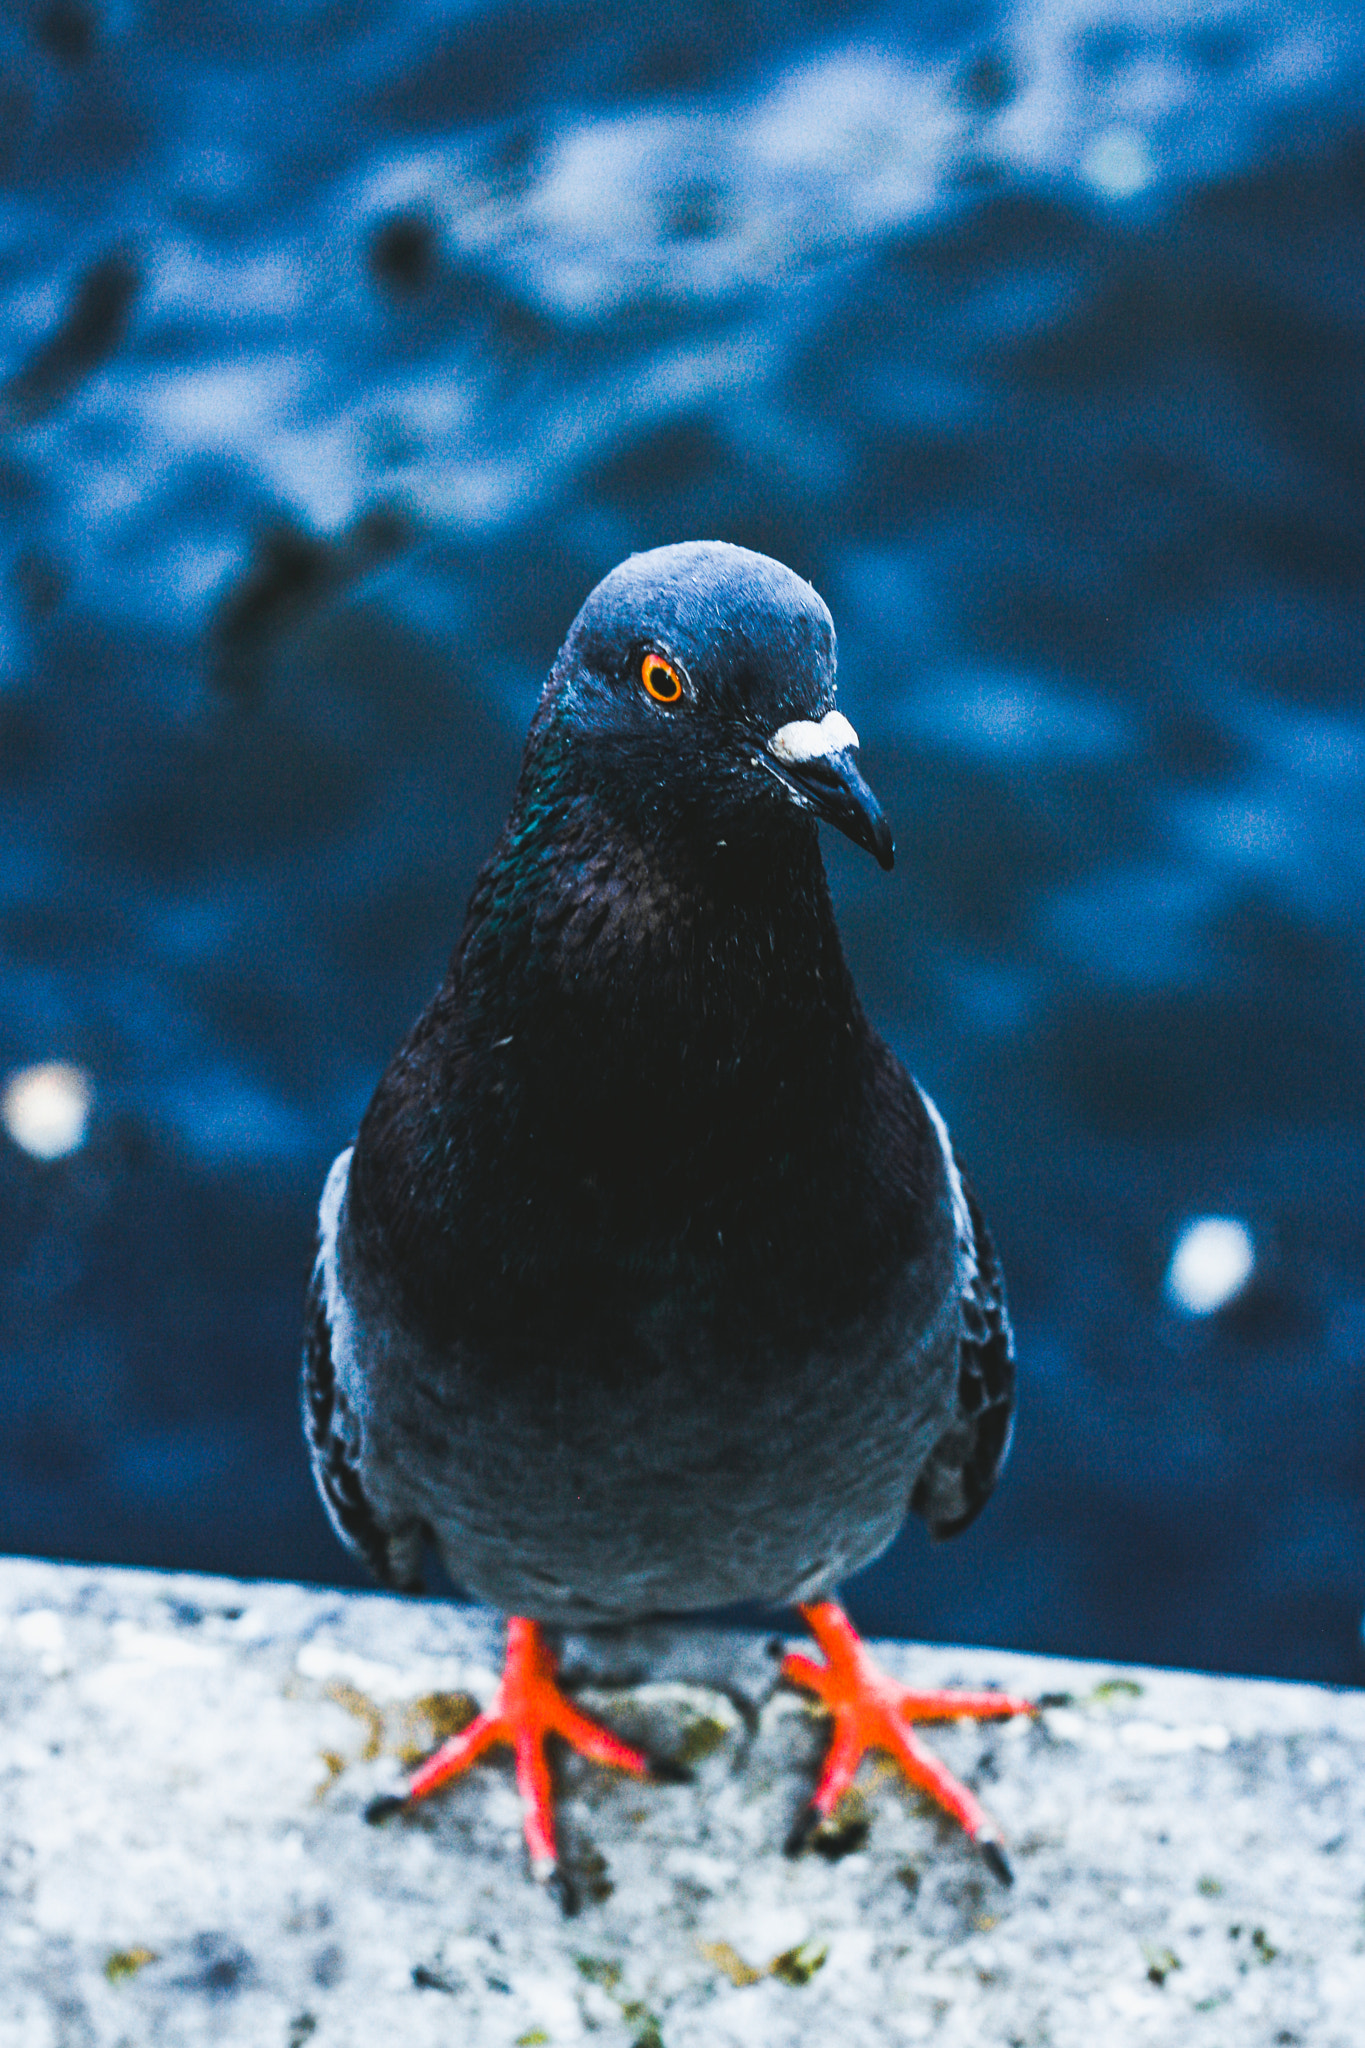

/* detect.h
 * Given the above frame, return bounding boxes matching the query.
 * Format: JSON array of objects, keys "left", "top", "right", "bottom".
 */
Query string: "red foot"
[
  {"left": 388, "top": 1616, "right": 651, "bottom": 1881},
  {"left": 782, "top": 1602, "right": 1035, "bottom": 1881}
]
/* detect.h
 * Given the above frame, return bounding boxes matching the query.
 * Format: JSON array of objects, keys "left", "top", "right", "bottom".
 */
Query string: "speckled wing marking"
[
  {"left": 301, "top": 1260, "right": 424, "bottom": 1593},
  {"left": 909, "top": 1176, "right": 1016, "bottom": 1541}
]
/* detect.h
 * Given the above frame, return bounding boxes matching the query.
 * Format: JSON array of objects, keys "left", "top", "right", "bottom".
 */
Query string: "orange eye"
[{"left": 641, "top": 651, "right": 684, "bottom": 705}]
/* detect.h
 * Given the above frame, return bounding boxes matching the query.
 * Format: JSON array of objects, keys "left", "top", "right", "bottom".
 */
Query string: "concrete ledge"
[{"left": 1, "top": 1557, "right": 1362, "bottom": 2046}]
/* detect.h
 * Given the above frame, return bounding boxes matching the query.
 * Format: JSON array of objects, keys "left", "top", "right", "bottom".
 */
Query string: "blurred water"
[{"left": 2, "top": 0, "right": 1363, "bottom": 1682}]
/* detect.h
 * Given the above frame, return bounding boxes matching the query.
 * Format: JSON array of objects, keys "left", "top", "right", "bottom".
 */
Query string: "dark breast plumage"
[{"left": 302, "top": 821, "right": 1014, "bottom": 1621}]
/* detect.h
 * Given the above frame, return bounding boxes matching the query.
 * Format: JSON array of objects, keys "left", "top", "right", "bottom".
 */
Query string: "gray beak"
[{"left": 765, "top": 712, "right": 895, "bottom": 871}]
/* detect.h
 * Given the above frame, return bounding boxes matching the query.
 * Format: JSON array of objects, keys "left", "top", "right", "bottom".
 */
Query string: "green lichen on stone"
[
  {"left": 325, "top": 1682, "right": 385, "bottom": 1762},
  {"left": 1091, "top": 1679, "right": 1144, "bottom": 1703},
  {"left": 1143, "top": 1944, "right": 1181, "bottom": 1986},
  {"left": 515, "top": 2032, "right": 550, "bottom": 2046},
  {"left": 575, "top": 1957, "right": 659, "bottom": 2046},
  {"left": 1197, "top": 1875, "right": 1224, "bottom": 1896},
  {"left": 104, "top": 1947, "right": 158, "bottom": 1983},
  {"left": 1228, "top": 1922, "right": 1277, "bottom": 1962},
  {"left": 398, "top": 1690, "right": 481, "bottom": 1764},
  {"left": 770, "top": 1938, "right": 829, "bottom": 1986},
  {"left": 575, "top": 1955, "right": 622, "bottom": 1990},
  {"left": 676, "top": 1714, "right": 730, "bottom": 1764},
  {"left": 700, "top": 1941, "right": 762, "bottom": 1987},
  {"left": 621, "top": 1999, "right": 663, "bottom": 2048}
]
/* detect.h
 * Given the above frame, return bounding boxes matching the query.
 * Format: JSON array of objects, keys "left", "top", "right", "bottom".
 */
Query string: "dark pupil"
[{"left": 649, "top": 661, "right": 677, "bottom": 698}]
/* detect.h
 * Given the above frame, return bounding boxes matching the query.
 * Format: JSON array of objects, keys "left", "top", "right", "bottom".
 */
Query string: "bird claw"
[
  {"left": 363, "top": 1792, "right": 409, "bottom": 1826},
  {"left": 785, "top": 1601, "right": 1033, "bottom": 1881},
  {"left": 529, "top": 1852, "right": 581, "bottom": 1917},
  {"left": 394, "top": 1616, "right": 650, "bottom": 1875}
]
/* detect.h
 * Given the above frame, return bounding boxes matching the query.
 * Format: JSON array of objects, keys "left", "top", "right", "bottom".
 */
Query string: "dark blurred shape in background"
[
  {"left": 0, "top": 0, "right": 1362, "bottom": 1683},
  {"left": 1, "top": 249, "right": 140, "bottom": 426}
]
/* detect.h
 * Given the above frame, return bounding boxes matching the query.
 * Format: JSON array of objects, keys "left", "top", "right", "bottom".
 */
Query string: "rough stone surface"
[{"left": 1, "top": 1557, "right": 1362, "bottom": 2047}]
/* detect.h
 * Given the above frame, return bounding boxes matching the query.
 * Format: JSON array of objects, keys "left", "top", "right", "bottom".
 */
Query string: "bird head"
[{"left": 529, "top": 541, "right": 893, "bottom": 872}]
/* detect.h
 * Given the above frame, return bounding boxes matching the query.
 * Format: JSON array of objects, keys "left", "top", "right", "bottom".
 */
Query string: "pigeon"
[{"left": 303, "top": 540, "right": 1032, "bottom": 1898}]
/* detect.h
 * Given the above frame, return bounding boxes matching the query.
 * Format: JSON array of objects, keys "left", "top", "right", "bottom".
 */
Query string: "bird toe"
[{"left": 363, "top": 1792, "right": 409, "bottom": 1826}]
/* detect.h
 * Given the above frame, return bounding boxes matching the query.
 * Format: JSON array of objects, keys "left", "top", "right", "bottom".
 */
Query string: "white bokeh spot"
[
  {"left": 2, "top": 1062, "right": 93, "bottom": 1161},
  {"left": 1165, "top": 1216, "right": 1255, "bottom": 1317},
  {"left": 1081, "top": 128, "right": 1155, "bottom": 199}
]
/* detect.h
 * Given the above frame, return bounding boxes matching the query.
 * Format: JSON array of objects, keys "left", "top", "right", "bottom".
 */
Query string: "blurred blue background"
[{"left": 1, "top": 0, "right": 1362, "bottom": 1683}]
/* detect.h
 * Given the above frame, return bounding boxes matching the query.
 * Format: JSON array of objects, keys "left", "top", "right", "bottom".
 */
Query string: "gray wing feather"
[
  {"left": 301, "top": 1260, "right": 425, "bottom": 1592},
  {"left": 909, "top": 1176, "right": 1016, "bottom": 1541}
]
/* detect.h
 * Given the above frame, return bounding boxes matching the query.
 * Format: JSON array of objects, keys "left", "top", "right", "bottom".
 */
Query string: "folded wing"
[
  {"left": 909, "top": 1174, "right": 1016, "bottom": 1540},
  {"left": 301, "top": 1249, "right": 425, "bottom": 1593}
]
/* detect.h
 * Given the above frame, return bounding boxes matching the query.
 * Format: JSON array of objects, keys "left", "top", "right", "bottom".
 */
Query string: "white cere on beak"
[{"left": 768, "top": 709, "right": 859, "bottom": 764}]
